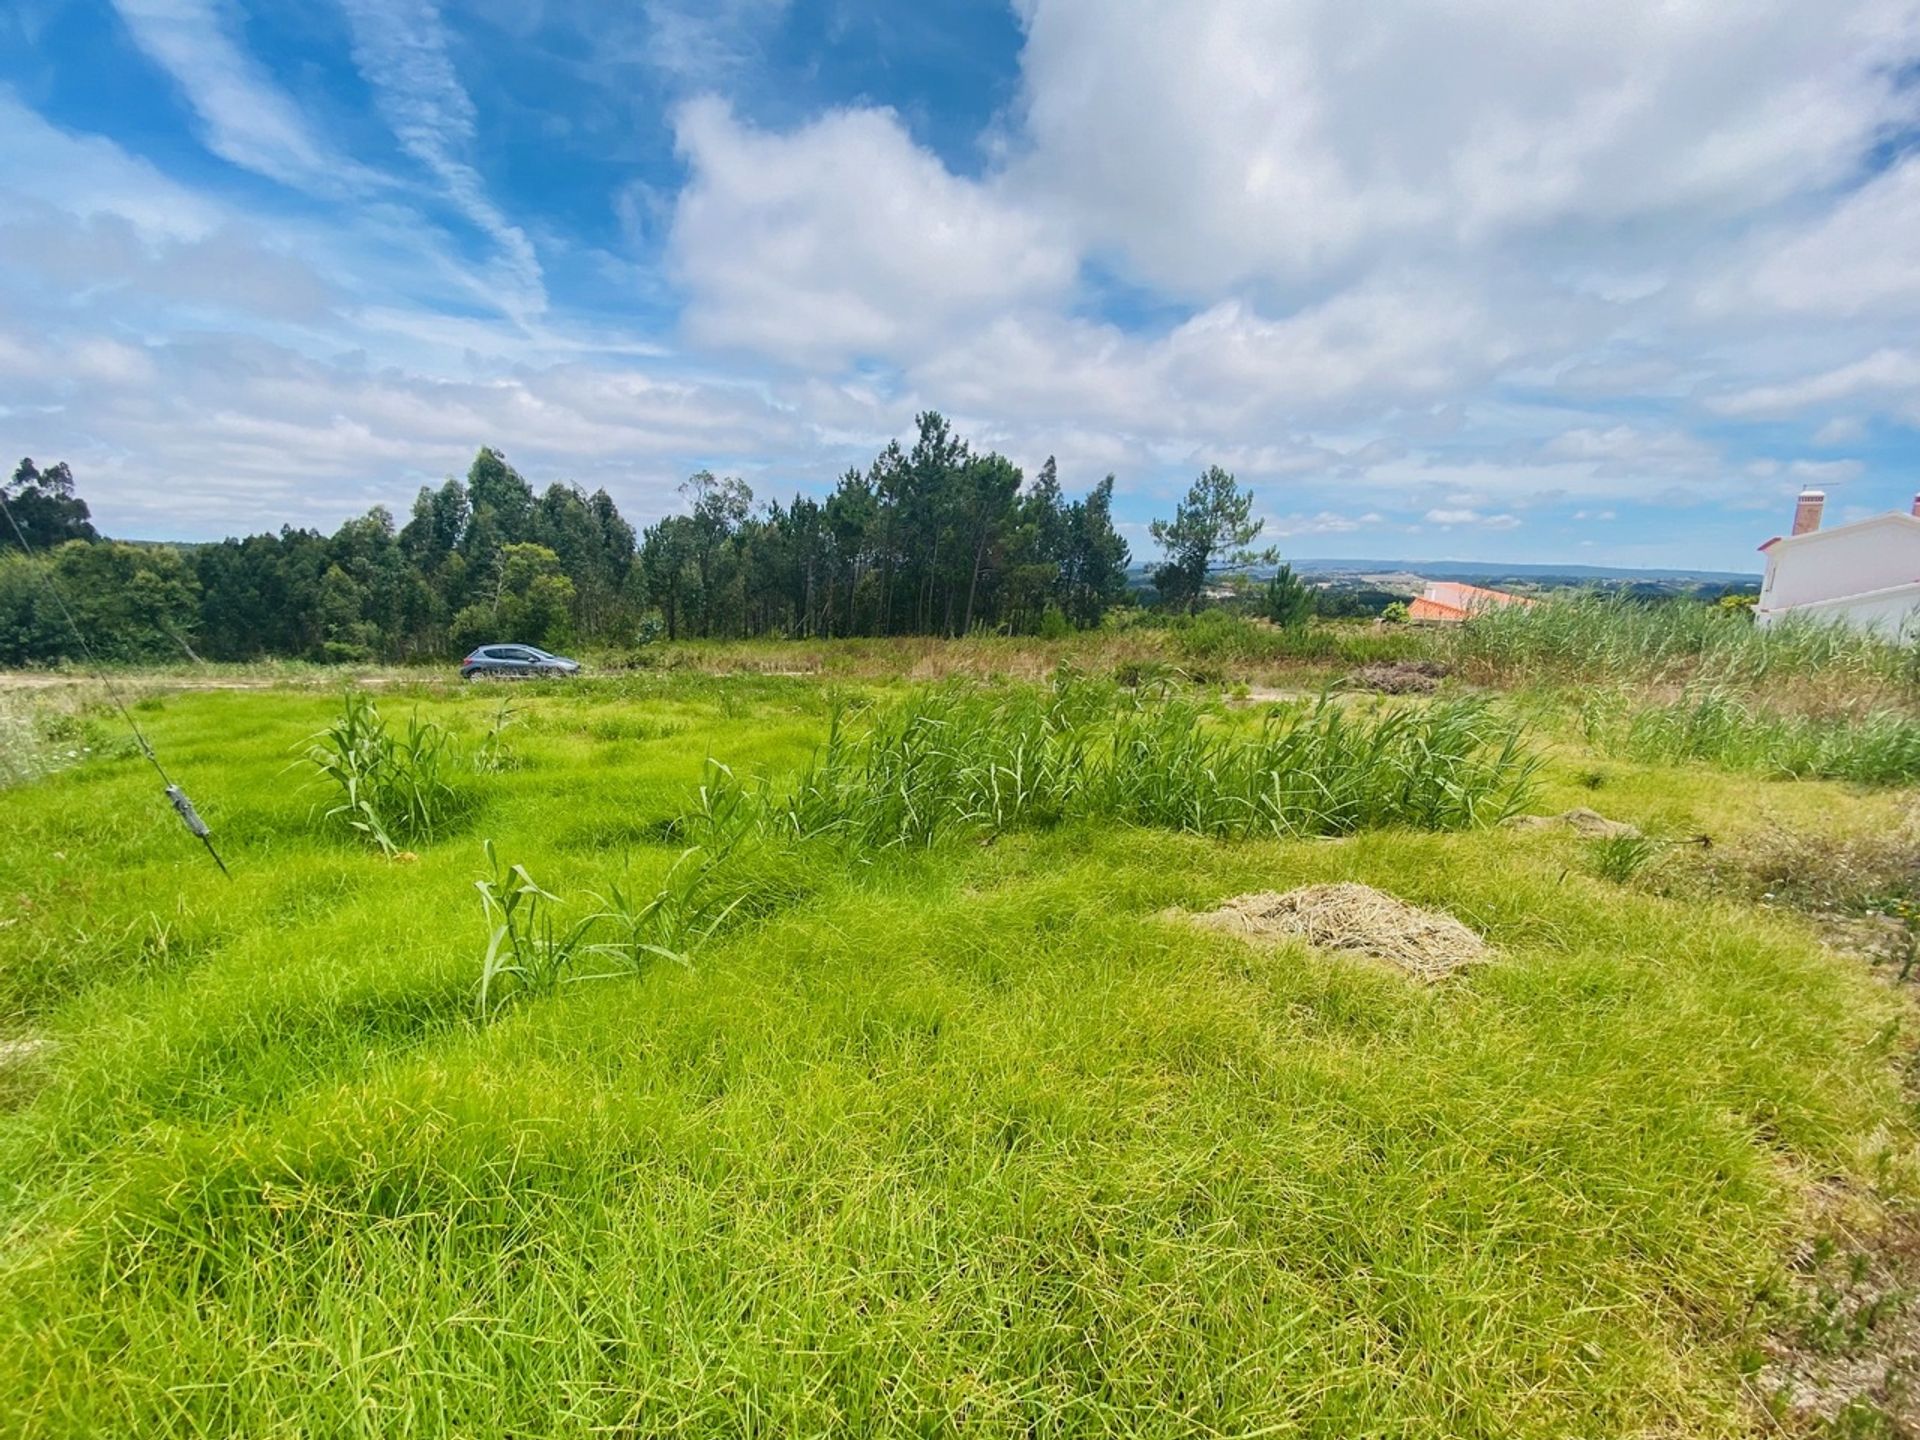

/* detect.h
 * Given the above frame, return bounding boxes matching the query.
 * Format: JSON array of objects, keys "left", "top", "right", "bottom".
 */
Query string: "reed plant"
[
  {"left": 687, "top": 676, "right": 1538, "bottom": 850},
  {"left": 301, "top": 691, "right": 460, "bottom": 854},
  {"left": 1585, "top": 686, "right": 1920, "bottom": 785},
  {"left": 1447, "top": 591, "right": 1919, "bottom": 693}
]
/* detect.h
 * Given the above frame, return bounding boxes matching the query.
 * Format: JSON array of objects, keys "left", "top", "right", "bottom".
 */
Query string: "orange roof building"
[{"left": 1405, "top": 581, "right": 1535, "bottom": 623}]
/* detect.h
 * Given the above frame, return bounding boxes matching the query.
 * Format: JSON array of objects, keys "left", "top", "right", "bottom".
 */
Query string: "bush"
[{"left": 1262, "top": 565, "right": 1315, "bottom": 629}]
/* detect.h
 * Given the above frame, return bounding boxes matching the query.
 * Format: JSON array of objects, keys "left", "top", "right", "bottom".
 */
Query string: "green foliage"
[
  {"left": 8, "top": 427, "right": 1142, "bottom": 664},
  {"left": 475, "top": 840, "right": 605, "bottom": 1015},
  {"left": 1586, "top": 832, "right": 1665, "bottom": 885},
  {"left": 1448, "top": 591, "right": 1915, "bottom": 691},
  {"left": 688, "top": 676, "right": 1538, "bottom": 850},
  {"left": 1380, "top": 601, "right": 1410, "bottom": 624},
  {"left": 302, "top": 691, "right": 460, "bottom": 854},
  {"left": 0, "top": 541, "right": 201, "bottom": 665},
  {"left": 1168, "top": 609, "right": 1425, "bottom": 667},
  {"left": 1262, "top": 564, "right": 1316, "bottom": 629},
  {"left": 0, "top": 675, "right": 1914, "bottom": 1436},
  {"left": 1148, "top": 465, "right": 1271, "bottom": 612},
  {"left": 596, "top": 847, "right": 746, "bottom": 972},
  {"left": 1584, "top": 687, "right": 1920, "bottom": 784},
  {"left": 2, "top": 458, "right": 95, "bottom": 552},
  {"left": 450, "top": 542, "right": 576, "bottom": 654},
  {"left": 1035, "top": 605, "right": 1073, "bottom": 640},
  {"left": 473, "top": 696, "right": 521, "bottom": 774}
]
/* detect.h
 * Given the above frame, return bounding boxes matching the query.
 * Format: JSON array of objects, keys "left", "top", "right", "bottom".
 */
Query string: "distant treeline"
[{"left": 0, "top": 413, "right": 1152, "bottom": 664}]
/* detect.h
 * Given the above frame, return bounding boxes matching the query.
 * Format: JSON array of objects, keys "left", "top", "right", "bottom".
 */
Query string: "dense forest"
[{"left": 0, "top": 413, "right": 1204, "bottom": 665}]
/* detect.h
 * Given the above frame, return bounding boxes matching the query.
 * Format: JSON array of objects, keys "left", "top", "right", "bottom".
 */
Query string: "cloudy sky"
[{"left": 4, "top": 0, "right": 1920, "bottom": 571}]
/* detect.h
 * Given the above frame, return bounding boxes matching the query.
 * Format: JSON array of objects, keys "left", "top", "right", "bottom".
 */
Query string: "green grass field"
[{"left": 1, "top": 654, "right": 1915, "bottom": 1437}]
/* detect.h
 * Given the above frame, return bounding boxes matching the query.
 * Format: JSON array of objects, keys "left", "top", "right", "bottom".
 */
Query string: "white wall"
[
  {"left": 1760, "top": 518, "right": 1920, "bottom": 612},
  {"left": 1758, "top": 581, "right": 1920, "bottom": 636}
]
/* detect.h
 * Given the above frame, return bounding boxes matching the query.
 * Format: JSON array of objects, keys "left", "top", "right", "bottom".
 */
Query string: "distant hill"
[
  {"left": 1285, "top": 557, "right": 1758, "bottom": 584},
  {"left": 1129, "top": 557, "right": 1757, "bottom": 587}
]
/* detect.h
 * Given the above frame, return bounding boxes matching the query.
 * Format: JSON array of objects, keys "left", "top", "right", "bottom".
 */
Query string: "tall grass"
[
  {"left": 0, "top": 694, "right": 103, "bottom": 790},
  {"left": 477, "top": 841, "right": 750, "bottom": 1016},
  {"left": 1446, "top": 592, "right": 1918, "bottom": 692},
  {"left": 1583, "top": 686, "right": 1920, "bottom": 784},
  {"left": 300, "top": 691, "right": 461, "bottom": 854},
  {"left": 3, "top": 677, "right": 1915, "bottom": 1437},
  {"left": 1169, "top": 609, "right": 1426, "bottom": 668},
  {"left": 686, "top": 676, "right": 1538, "bottom": 849}
]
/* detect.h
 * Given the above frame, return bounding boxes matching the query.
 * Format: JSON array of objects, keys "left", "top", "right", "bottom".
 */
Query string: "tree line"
[{"left": 0, "top": 413, "right": 1219, "bottom": 665}]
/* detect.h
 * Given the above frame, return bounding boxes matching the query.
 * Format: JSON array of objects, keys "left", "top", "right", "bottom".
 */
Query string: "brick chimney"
[{"left": 1791, "top": 489, "right": 1825, "bottom": 536}]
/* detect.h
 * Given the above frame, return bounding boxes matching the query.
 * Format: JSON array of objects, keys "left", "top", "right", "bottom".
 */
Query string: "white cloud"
[
  {"left": 1708, "top": 350, "right": 1920, "bottom": 418},
  {"left": 338, "top": 0, "right": 546, "bottom": 319},
  {"left": 0, "top": 89, "right": 220, "bottom": 241},
  {"left": 667, "top": 98, "right": 1077, "bottom": 364},
  {"left": 1728, "top": 155, "right": 1920, "bottom": 317},
  {"left": 109, "top": 0, "right": 351, "bottom": 190},
  {"left": 0, "top": 320, "right": 852, "bottom": 534},
  {"left": 1424, "top": 507, "right": 1521, "bottom": 530},
  {"left": 1009, "top": 0, "right": 1920, "bottom": 293}
]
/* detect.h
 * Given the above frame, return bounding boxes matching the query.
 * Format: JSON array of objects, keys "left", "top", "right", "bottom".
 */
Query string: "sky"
[{"left": 4, "top": 1, "right": 1920, "bottom": 573}]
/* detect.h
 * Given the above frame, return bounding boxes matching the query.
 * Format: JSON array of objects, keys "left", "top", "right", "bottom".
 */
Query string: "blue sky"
[{"left": 4, "top": 0, "right": 1920, "bottom": 572}]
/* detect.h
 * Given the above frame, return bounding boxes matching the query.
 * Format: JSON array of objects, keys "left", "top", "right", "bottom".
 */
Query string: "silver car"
[{"left": 460, "top": 644, "right": 581, "bottom": 680}]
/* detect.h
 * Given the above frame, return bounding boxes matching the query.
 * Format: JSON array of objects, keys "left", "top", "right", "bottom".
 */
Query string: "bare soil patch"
[
  {"left": 1181, "top": 881, "right": 1488, "bottom": 981},
  {"left": 1756, "top": 1185, "right": 1920, "bottom": 1436}
]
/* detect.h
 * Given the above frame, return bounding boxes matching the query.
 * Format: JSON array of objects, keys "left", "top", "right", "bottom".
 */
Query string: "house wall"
[
  {"left": 1759, "top": 521, "right": 1920, "bottom": 612},
  {"left": 1758, "top": 583, "right": 1920, "bottom": 636}
]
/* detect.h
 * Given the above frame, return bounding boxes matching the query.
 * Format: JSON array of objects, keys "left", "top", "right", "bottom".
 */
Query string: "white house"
[{"left": 1756, "top": 489, "right": 1920, "bottom": 635}]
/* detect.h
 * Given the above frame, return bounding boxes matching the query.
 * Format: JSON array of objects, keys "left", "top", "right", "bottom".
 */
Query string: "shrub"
[{"left": 1262, "top": 565, "right": 1315, "bottom": 629}]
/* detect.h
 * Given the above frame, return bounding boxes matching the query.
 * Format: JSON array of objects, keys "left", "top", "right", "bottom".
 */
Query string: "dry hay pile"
[
  {"left": 1345, "top": 659, "right": 1450, "bottom": 695},
  {"left": 1504, "top": 807, "right": 1641, "bottom": 838},
  {"left": 1185, "top": 882, "right": 1487, "bottom": 981}
]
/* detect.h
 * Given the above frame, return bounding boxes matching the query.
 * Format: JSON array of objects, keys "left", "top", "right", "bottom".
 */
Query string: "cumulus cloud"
[
  {"left": 13, "top": 0, "right": 1920, "bottom": 568},
  {"left": 1722, "top": 155, "right": 1920, "bottom": 318},
  {"left": 1708, "top": 350, "right": 1920, "bottom": 418},
  {"left": 667, "top": 98, "right": 1076, "bottom": 364},
  {"left": 1008, "top": 0, "right": 1920, "bottom": 293}
]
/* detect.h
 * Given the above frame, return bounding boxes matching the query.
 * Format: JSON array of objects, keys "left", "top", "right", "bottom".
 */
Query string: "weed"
[
  {"left": 1587, "top": 687, "right": 1920, "bottom": 785},
  {"left": 301, "top": 691, "right": 460, "bottom": 854},
  {"left": 1449, "top": 591, "right": 1919, "bottom": 694},
  {"left": 473, "top": 696, "right": 522, "bottom": 774},
  {"left": 690, "top": 676, "right": 1538, "bottom": 850},
  {"left": 473, "top": 840, "right": 606, "bottom": 1015},
  {"left": 597, "top": 847, "right": 745, "bottom": 971},
  {"left": 1587, "top": 832, "right": 1665, "bottom": 884}
]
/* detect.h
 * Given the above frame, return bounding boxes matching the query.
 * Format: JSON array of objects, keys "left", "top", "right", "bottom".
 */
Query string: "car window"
[{"left": 498, "top": 649, "right": 534, "bottom": 662}]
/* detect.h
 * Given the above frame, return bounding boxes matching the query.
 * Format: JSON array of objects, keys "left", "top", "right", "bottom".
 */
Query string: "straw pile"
[{"left": 1185, "top": 882, "right": 1488, "bottom": 981}]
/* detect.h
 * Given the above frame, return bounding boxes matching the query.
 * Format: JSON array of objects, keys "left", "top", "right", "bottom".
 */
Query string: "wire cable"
[{"left": 0, "top": 490, "right": 230, "bottom": 876}]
